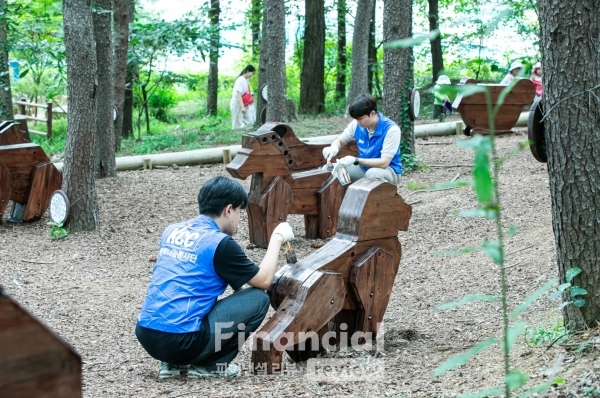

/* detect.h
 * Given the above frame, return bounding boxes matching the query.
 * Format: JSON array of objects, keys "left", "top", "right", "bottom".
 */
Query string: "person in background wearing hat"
[
  {"left": 433, "top": 75, "right": 452, "bottom": 121},
  {"left": 500, "top": 61, "right": 523, "bottom": 85},
  {"left": 530, "top": 62, "right": 543, "bottom": 100}
]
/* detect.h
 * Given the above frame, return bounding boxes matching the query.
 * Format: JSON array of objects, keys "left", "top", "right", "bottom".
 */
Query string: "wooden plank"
[
  {"left": 316, "top": 175, "right": 343, "bottom": 238},
  {"left": 24, "top": 116, "right": 48, "bottom": 123},
  {"left": 288, "top": 189, "right": 319, "bottom": 215},
  {"left": 0, "top": 144, "right": 52, "bottom": 205},
  {"left": 0, "top": 164, "right": 11, "bottom": 219},
  {"left": 28, "top": 129, "right": 47, "bottom": 137},
  {"left": 15, "top": 100, "right": 49, "bottom": 109},
  {"left": 24, "top": 162, "right": 62, "bottom": 222}
]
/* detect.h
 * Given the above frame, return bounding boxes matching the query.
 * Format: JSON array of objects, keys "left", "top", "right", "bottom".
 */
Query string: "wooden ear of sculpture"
[{"left": 251, "top": 179, "right": 412, "bottom": 374}]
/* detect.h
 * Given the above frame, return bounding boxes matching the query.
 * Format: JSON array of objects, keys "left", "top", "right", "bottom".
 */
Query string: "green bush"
[{"left": 148, "top": 84, "right": 178, "bottom": 123}]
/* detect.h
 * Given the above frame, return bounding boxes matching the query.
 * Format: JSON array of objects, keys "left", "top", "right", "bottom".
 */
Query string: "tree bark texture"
[
  {"left": 62, "top": 0, "right": 99, "bottom": 231},
  {"left": 206, "top": 0, "right": 220, "bottom": 116},
  {"left": 538, "top": 0, "right": 600, "bottom": 331},
  {"left": 299, "top": 0, "right": 325, "bottom": 115},
  {"left": 121, "top": 0, "right": 135, "bottom": 140},
  {"left": 93, "top": 0, "right": 116, "bottom": 178},
  {"left": 264, "top": 0, "right": 286, "bottom": 122},
  {"left": 256, "top": 11, "right": 268, "bottom": 125},
  {"left": 0, "top": 0, "right": 13, "bottom": 120},
  {"left": 112, "top": 0, "right": 130, "bottom": 151},
  {"left": 347, "top": 0, "right": 375, "bottom": 107},
  {"left": 428, "top": 0, "right": 443, "bottom": 83},
  {"left": 383, "top": 0, "right": 414, "bottom": 154},
  {"left": 335, "top": 0, "right": 347, "bottom": 101},
  {"left": 367, "top": 0, "right": 375, "bottom": 96},
  {"left": 251, "top": 0, "right": 262, "bottom": 57}
]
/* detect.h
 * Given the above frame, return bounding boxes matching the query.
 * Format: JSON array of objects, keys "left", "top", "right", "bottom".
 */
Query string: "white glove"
[
  {"left": 322, "top": 146, "right": 339, "bottom": 161},
  {"left": 272, "top": 222, "right": 294, "bottom": 243},
  {"left": 335, "top": 155, "right": 356, "bottom": 168}
]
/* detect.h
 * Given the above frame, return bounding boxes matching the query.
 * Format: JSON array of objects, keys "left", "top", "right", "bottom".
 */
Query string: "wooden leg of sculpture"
[
  {"left": 0, "top": 164, "right": 11, "bottom": 221},
  {"left": 246, "top": 175, "right": 293, "bottom": 248},
  {"left": 23, "top": 163, "right": 62, "bottom": 222},
  {"left": 316, "top": 176, "right": 343, "bottom": 239},
  {"left": 252, "top": 270, "right": 345, "bottom": 374}
]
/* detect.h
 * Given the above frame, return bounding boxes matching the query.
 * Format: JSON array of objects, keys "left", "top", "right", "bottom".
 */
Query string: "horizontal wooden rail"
[
  {"left": 17, "top": 98, "right": 53, "bottom": 140},
  {"left": 15, "top": 100, "right": 49, "bottom": 109}
]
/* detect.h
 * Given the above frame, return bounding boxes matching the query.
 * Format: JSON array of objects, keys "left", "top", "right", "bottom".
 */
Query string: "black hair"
[
  {"left": 198, "top": 176, "right": 248, "bottom": 217},
  {"left": 348, "top": 94, "right": 377, "bottom": 118},
  {"left": 239, "top": 65, "right": 256, "bottom": 76}
]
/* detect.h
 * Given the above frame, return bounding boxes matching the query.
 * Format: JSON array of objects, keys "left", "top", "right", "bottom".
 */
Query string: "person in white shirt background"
[
  {"left": 230, "top": 65, "right": 255, "bottom": 129},
  {"left": 500, "top": 60, "right": 523, "bottom": 85}
]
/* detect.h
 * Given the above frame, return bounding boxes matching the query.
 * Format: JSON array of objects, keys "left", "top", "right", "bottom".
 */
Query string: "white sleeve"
[
  {"left": 380, "top": 125, "right": 401, "bottom": 158},
  {"left": 338, "top": 120, "right": 358, "bottom": 146},
  {"left": 233, "top": 76, "right": 248, "bottom": 96}
]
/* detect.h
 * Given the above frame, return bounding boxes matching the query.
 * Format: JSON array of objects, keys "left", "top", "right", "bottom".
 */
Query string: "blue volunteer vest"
[
  {"left": 355, "top": 112, "right": 403, "bottom": 174},
  {"left": 137, "top": 215, "right": 228, "bottom": 333}
]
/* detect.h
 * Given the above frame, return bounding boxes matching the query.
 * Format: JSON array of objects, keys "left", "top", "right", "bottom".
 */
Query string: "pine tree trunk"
[
  {"left": 264, "top": 0, "right": 286, "bottom": 122},
  {"left": 538, "top": 0, "right": 600, "bottom": 332},
  {"left": 206, "top": 0, "right": 220, "bottom": 116},
  {"left": 93, "top": 0, "right": 116, "bottom": 178},
  {"left": 112, "top": 0, "right": 130, "bottom": 151},
  {"left": 256, "top": 12, "right": 268, "bottom": 125},
  {"left": 367, "top": 0, "right": 376, "bottom": 96},
  {"left": 383, "top": 0, "right": 414, "bottom": 154},
  {"left": 299, "top": 0, "right": 325, "bottom": 115},
  {"left": 121, "top": 0, "right": 135, "bottom": 140},
  {"left": 428, "top": 0, "right": 443, "bottom": 83},
  {"left": 335, "top": 0, "right": 347, "bottom": 101},
  {"left": 62, "top": 0, "right": 99, "bottom": 231},
  {"left": 347, "top": 0, "right": 374, "bottom": 107},
  {"left": 251, "top": 0, "right": 262, "bottom": 57},
  {"left": 0, "top": 0, "right": 13, "bottom": 120}
]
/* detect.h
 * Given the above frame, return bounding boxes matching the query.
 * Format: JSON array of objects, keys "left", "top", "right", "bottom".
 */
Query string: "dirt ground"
[{"left": 1, "top": 124, "right": 599, "bottom": 397}]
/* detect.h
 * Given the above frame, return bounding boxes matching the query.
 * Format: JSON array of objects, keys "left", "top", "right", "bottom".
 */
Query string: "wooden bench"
[
  {"left": 0, "top": 287, "right": 82, "bottom": 397},
  {"left": 0, "top": 143, "right": 62, "bottom": 222},
  {"left": 16, "top": 98, "right": 54, "bottom": 139},
  {"left": 251, "top": 179, "right": 412, "bottom": 373},
  {"left": 0, "top": 118, "right": 30, "bottom": 146},
  {"left": 226, "top": 122, "right": 358, "bottom": 248},
  {"left": 452, "top": 78, "right": 535, "bottom": 135}
]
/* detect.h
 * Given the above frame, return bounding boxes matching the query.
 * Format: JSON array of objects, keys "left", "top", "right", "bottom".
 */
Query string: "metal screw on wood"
[
  {"left": 368, "top": 316, "right": 372, "bottom": 320},
  {"left": 370, "top": 292, "right": 373, "bottom": 297},
  {"left": 330, "top": 299, "right": 334, "bottom": 304}
]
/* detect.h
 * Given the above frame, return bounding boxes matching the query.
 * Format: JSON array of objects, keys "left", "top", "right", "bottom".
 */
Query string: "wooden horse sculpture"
[
  {"left": 453, "top": 78, "right": 535, "bottom": 135},
  {"left": 0, "top": 287, "right": 82, "bottom": 397},
  {"left": 251, "top": 179, "right": 412, "bottom": 373},
  {"left": 0, "top": 143, "right": 62, "bottom": 222},
  {"left": 226, "top": 122, "right": 358, "bottom": 248},
  {"left": 0, "top": 118, "right": 30, "bottom": 146}
]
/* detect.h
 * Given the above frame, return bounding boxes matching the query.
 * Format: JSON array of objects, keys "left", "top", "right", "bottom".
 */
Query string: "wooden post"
[
  {"left": 46, "top": 102, "right": 53, "bottom": 140},
  {"left": 142, "top": 158, "right": 152, "bottom": 170},
  {"left": 222, "top": 149, "right": 232, "bottom": 164},
  {"left": 18, "top": 98, "right": 27, "bottom": 116}
]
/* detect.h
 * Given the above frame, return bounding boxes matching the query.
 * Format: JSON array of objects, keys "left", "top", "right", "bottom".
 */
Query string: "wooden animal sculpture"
[
  {"left": 0, "top": 119, "right": 30, "bottom": 146},
  {"left": 453, "top": 78, "right": 535, "bottom": 135},
  {"left": 251, "top": 179, "right": 412, "bottom": 373},
  {"left": 0, "top": 143, "right": 62, "bottom": 222},
  {"left": 226, "top": 122, "right": 358, "bottom": 248},
  {"left": 0, "top": 287, "right": 82, "bottom": 397}
]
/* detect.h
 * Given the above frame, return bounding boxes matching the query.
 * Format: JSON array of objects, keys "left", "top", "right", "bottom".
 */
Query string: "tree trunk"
[
  {"left": 62, "top": 0, "right": 99, "bottom": 231},
  {"left": 367, "top": 0, "right": 376, "bottom": 96},
  {"left": 206, "top": 0, "right": 220, "bottom": 116},
  {"left": 0, "top": 0, "right": 13, "bottom": 120},
  {"left": 347, "top": 0, "right": 374, "bottom": 107},
  {"left": 428, "top": 0, "right": 443, "bottom": 83},
  {"left": 251, "top": 0, "right": 262, "bottom": 57},
  {"left": 256, "top": 12, "right": 268, "bottom": 125},
  {"left": 383, "top": 0, "right": 414, "bottom": 155},
  {"left": 299, "top": 0, "right": 325, "bottom": 115},
  {"left": 264, "top": 0, "right": 286, "bottom": 122},
  {"left": 93, "top": 0, "right": 116, "bottom": 178},
  {"left": 121, "top": 0, "right": 135, "bottom": 140},
  {"left": 112, "top": 0, "right": 130, "bottom": 151},
  {"left": 335, "top": 0, "right": 347, "bottom": 101},
  {"left": 538, "top": 0, "right": 600, "bottom": 332}
]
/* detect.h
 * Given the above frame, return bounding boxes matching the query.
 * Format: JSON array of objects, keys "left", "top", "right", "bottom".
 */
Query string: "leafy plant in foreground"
[{"left": 47, "top": 221, "right": 68, "bottom": 240}]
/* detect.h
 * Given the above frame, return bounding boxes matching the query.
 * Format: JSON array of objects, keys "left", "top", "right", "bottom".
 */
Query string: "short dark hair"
[
  {"left": 349, "top": 94, "right": 377, "bottom": 118},
  {"left": 240, "top": 65, "right": 256, "bottom": 76},
  {"left": 198, "top": 176, "right": 248, "bottom": 217}
]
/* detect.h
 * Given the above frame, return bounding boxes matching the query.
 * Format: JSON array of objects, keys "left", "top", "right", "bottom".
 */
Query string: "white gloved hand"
[
  {"left": 272, "top": 222, "right": 294, "bottom": 243},
  {"left": 322, "top": 146, "right": 339, "bottom": 161},
  {"left": 335, "top": 155, "right": 356, "bottom": 168}
]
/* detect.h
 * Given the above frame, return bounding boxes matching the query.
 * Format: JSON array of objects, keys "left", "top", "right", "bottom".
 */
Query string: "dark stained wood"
[
  {"left": 227, "top": 123, "right": 359, "bottom": 248},
  {"left": 0, "top": 289, "right": 82, "bottom": 397},
  {"left": 252, "top": 179, "right": 412, "bottom": 373},
  {"left": 453, "top": 78, "right": 535, "bottom": 135},
  {"left": 0, "top": 164, "right": 11, "bottom": 219},
  {"left": 0, "top": 120, "right": 30, "bottom": 146},
  {"left": 0, "top": 143, "right": 62, "bottom": 222}
]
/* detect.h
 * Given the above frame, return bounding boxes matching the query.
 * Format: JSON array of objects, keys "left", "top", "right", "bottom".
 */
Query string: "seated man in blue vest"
[
  {"left": 135, "top": 176, "right": 294, "bottom": 379},
  {"left": 323, "top": 94, "right": 403, "bottom": 184}
]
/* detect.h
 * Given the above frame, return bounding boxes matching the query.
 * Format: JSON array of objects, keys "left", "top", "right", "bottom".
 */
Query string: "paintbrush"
[{"left": 284, "top": 241, "right": 298, "bottom": 264}]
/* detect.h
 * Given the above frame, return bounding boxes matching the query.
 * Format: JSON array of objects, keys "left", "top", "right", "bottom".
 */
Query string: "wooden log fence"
[{"left": 16, "top": 98, "right": 53, "bottom": 140}]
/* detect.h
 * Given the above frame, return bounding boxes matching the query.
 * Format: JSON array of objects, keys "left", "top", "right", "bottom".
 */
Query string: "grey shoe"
[
  {"left": 188, "top": 363, "right": 240, "bottom": 378},
  {"left": 159, "top": 362, "right": 183, "bottom": 379}
]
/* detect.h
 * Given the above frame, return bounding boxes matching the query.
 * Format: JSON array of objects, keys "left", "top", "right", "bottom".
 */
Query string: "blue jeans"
[{"left": 136, "top": 287, "right": 270, "bottom": 370}]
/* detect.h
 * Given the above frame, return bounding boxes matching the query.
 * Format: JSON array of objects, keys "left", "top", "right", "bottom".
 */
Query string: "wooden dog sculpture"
[
  {"left": 0, "top": 143, "right": 62, "bottom": 222},
  {"left": 251, "top": 179, "right": 412, "bottom": 373},
  {"left": 453, "top": 78, "right": 535, "bottom": 135},
  {"left": 226, "top": 122, "right": 358, "bottom": 248}
]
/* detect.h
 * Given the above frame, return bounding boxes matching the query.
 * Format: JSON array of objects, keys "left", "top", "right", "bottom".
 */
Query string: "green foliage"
[
  {"left": 400, "top": 141, "right": 422, "bottom": 172},
  {"left": 147, "top": 84, "right": 178, "bottom": 123},
  {"left": 524, "top": 317, "right": 566, "bottom": 347},
  {"left": 548, "top": 267, "right": 587, "bottom": 308},
  {"left": 47, "top": 220, "right": 67, "bottom": 240}
]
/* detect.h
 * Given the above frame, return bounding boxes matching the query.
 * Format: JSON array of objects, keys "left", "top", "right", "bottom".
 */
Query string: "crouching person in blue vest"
[
  {"left": 323, "top": 94, "right": 403, "bottom": 184},
  {"left": 135, "top": 176, "right": 294, "bottom": 379}
]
